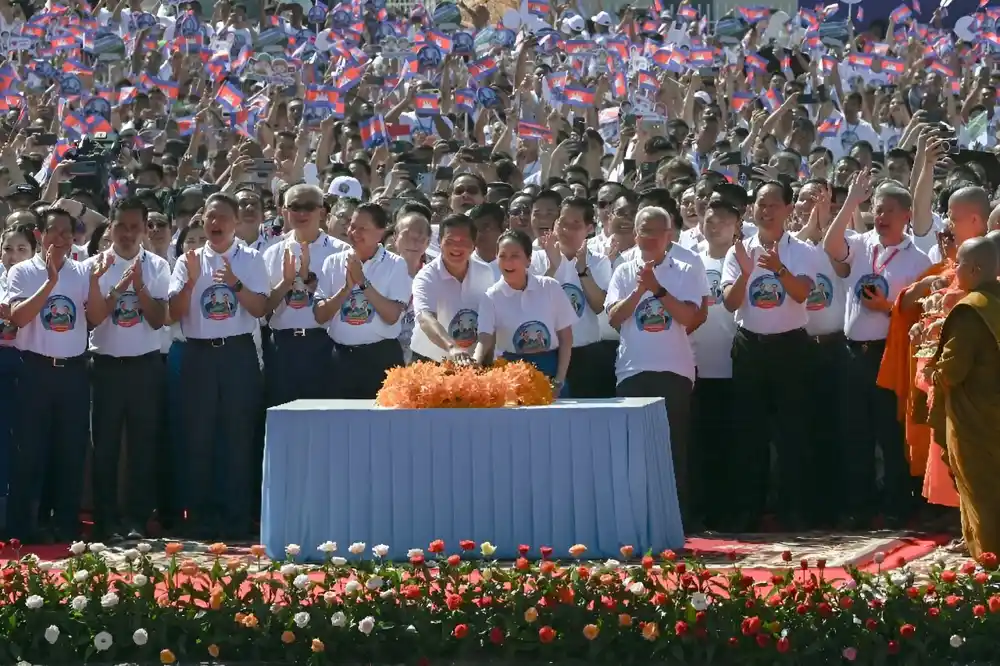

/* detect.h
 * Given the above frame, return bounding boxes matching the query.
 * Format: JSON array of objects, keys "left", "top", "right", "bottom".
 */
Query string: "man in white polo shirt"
[
  {"left": 605, "top": 205, "right": 707, "bottom": 528},
  {"left": 262, "top": 184, "right": 349, "bottom": 407},
  {"left": 823, "top": 171, "right": 932, "bottom": 528},
  {"left": 5, "top": 206, "right": 113, "bottom": 543},
  {"left": 87, "top": 197, "right": 171, "bottom": 543},
  {"left": 721, "top": 180, "right": 819, "bottom": 532},
  {"left": 411, "top": 213, "right": 496, "bottom": 363},
  {"left": 168, "top": 192, "right": 269, "bottom": 540},
  {"left": 314, "top": 202, "right": 412, "bottom": 399}
]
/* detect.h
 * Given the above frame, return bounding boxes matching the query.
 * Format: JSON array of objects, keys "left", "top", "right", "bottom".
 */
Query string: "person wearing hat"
[{"left": 328, "top": 175, "right": 365, "bottom": 202}]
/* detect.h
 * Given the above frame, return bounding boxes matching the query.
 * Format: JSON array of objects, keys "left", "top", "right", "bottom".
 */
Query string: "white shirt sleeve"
[
  {"left": 4, "top": 264, "right": 26, "bottom": 303},
  {"left": 590, "top": 254, "right": 613, "bottom": 291},
  {"left": 604, "top": 262, "right": 628, "bottom": 311},
  {"left": 411, "top": 266, "right": 435, "bottom": 315},
  {"left": 551, "top": 280, "right": 578, "bottom": 331},
  {"left": 241, "top": 253, "right": 269, "bottom": 296},
  {"left": 168, "top": 254, "right": 191, "bottom": 299},
  {"left": 384, "top": 260, "right": 413, "bottom": 304},
  {"left": 720, "top": 245, "right": 740, "bottom": 286},
  {"left": 148, "top": 259, "right": 170, "bottom": 300},
  {"left": 476, "top": 291, "right": 496, "bottom": 336}
]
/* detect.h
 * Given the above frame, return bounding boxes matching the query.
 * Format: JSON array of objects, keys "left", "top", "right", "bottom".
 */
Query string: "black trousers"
[
  {"left": 333, "top": 338, "right": 404, "bottom": 399},
  {"left": 803, "top": 332, "right": 847, "bottom": 525},
  {"left": 264, "top": 328, "right": 335, "bottom": 406},
  {"left": 9, "top": 352, "right": 89, "bottom": 539},
  {"left": 567, "top": 340, "right": 618, "bottom": 398},
  {"left": 730, "top": 327, "right": 811, "bottom": 525},
  {"left": 91, "top": 351, "right": 164, "bottom": 531},
  {"left": 180, "top": 334, "right": 261, "bottom": 533},
  {"left": 691, "top": 376, "right": 734, "bottom": 526},
  {"left": 843, "top": 339, "right": 913, "bottom": 519},
  {"left": 617, "top": 370, "right": 693, "bottom": 518}
]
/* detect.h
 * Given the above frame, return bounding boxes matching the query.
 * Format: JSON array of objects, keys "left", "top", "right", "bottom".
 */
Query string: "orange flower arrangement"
[{"left": 376, "top": 360, "right": 555, "bottom": 408}]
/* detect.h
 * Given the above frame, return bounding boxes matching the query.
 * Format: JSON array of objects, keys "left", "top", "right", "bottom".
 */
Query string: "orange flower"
[
  {"left": 226, "top": 558, "right": 242, "bottom": 571},
  {"left": 281, "top": 631, "right": 296, "bottom": 644},
  {"left": 207, "top": 644, "right": 220, "bottom": 658},
  {"left": 179, "top": 559, "right": 199, "bottom": 577},
  {"left": 160, "top": 649, "right": 176, "bottom": 664},
  {"left": 210, "top": 587, "right": 224, "bottom": 610},
  {"left": 524, "top": 607, "right": 538, "bottom": 623},
  {"left": 619, "top": 613, "right": 632, "bottom": 628},
  {"left": 242, "top": 614, "right": 259, "bottom": 628},
  {"left": 620, "top": 545, "right": 634, "bottom": 559},
  {"left": 164, "top": 542, "right": 183, "bottom": 556},
  {"left": 311, "top": 638, "right": 325, "bottom": 653},
  {"left": 642, "top": 622, "right": 660, "bottom": 641},
  {"left": 375, "top": 360, "right": 553, "bottom": 409},
  {"left": 568, "top": 544, "right": 587, "bottom": 558},
  {"left": 208, "top": 542, "right": 228, "bottom": 556},
  {"left": 250, "top": 545, "right": 267, "bottom": 557},
  {"left": 234, "top": 613, "right": 246, "bottom": 624},
  {"left": 583, "top": 624, "right": 600, "bottom": 640}
]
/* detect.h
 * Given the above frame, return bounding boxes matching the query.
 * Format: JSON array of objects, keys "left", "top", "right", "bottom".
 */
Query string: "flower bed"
[
  {"left": 376, "top": 360, "right": 554, "bottom": 408},
  {"left": 4, "top": 538, "right": 1000, "bottom": 665}
]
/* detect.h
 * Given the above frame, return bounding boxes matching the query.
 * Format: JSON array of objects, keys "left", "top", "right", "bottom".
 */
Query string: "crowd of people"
[{"left": 0, "top": 0, "right": 997, "bottom": 552}]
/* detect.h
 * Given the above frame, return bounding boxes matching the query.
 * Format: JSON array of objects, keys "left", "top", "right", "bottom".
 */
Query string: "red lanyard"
[{"left": 871, "top": 246, "right": 901, "bottom": 275}]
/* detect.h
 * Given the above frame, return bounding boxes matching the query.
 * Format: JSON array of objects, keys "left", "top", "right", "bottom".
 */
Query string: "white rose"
[
  {"left": 358, "top": 616, "right": 375, "bottom": 635},
  {"left": 132, "top": 629, "right": 148, "bottom": 646},
  {"left": 330, "top": 557, "right": 347, "bottom": 566},
  {"left": 134, "top": 574, "right": 148, "bottom": 587},
  {"left": 380, "top": 589, "right": 395, "bottom": 600},
  {"left": 691, "top": 592, "right": 709, "bottom": 611},
  {"left": 482, "top": 568, "right": 493, "bottom": 581},
  {"left": 629, "top": 582, "right": 646, "bottom": 595},
  {"left": 294, "top": 574, "right": 311, "bottom": 590},
  {"left": 101, "top": 592, "right": 119, "bottom": 608},
  {"left": 603, "top": 559, "right": 621, "bottom": 569},
  {"left": 294, "top": 611, "right": 310, "bottom": 628},
  {"left": 345, "top": 580, "right": 361, "bottom": 594},
  {"left": 25, "top": 595, "right": 43, "bottom": 610},
  {"left": 331, "top": 611, "right": 347, "bottom": 627},
  {"left": 73, "top": 570, "right": 89, "bottom": 583},
  {"left": 407, "top": 549, "right": 424, "bottom": 559},
  {"left": 280, "top": 564, "right": 297, "bottom": 576},
  {"left": 349, "top": 542, "right": 366, "bottom": 555},
  {"left": 951, "top": 634, "right": 965, "bottom": 648},
  {"left": 71, "top": 596, "right": 88, "bottom": 611},
  {"left": 89, "top": 543, "right": 107, "bottom": 554},
  {"left": 38, "top": 562, "right": 52, "bottom": 572},
  {"left": 318, "top": 541, "right": 337, "bottom": 554},
  {"left": 373, "top": 544, "right": 389, "bottom": 558},
  {"left": 123, "top": 549, "right": 140, "bottom": 562},
  {"left": 270, "top": 603, "right": 282, "bottom": 616},
  {"left": 69, "top": 541, "right": 86, "bottom": 556},
  {"left": 44, "top": 625, "right": 59, "bottom": 644},
  {"left": 94, "top": 631, "right": 113, "bottom": 651},
  {"left": 366, "top": 575, "right": 384, "bottom": 590},
  {"left": 137, "top": 542, "right": 152, "bottom": 554},
  {"left": 285, "top": 544, "right": 301, "bottom": 557},
  {"left": 16, "top": 661, "right": 30, "bottom": 666}
]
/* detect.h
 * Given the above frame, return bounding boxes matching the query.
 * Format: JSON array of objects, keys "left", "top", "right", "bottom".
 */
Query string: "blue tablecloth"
[{"left": 260, "top": 398, "right": 683, "bottom": 562}]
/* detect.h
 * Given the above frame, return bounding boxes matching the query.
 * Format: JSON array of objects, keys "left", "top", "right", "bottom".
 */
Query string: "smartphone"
[
  {"left": 623, "top": 158, "right": 636, "bottom": 177},
  {"left": 34, "top": 133, "right": 58, "bottom": 146},
  {"left": 368, "top": 75, "right": 385, "bottom": 85},
  {"left": 250, "top": 159, "right": 276, "bottom": 174},
  {"left": 389, "top": 140, "right": 414, "bottom": 153},
  {"left": 445, "top": 139, "right": 462, "bottom": 152},
  {"left": 720, "top": 151, "right": 743, "bottom": 166},
  {"left": 69, "top": 161, "right": 99, "bottom": 176},
  {"left": 434, "top": 165, "right": 454, "bottom": 180},
  {"left": 798, "top": 93, "right": 816, "bottom": 104},
  {"left": 401, "top": 162, "right": 428, "bottom": 180},
  {"left": 639, "top": 160, "right": 658, "bottom": 178},
  {"left": 573, "top": 117, "right": 585, "bottom": 136},
  {"left": 622, "top": 113, "right": 636, "bottom": 130},
  {"left": 24, "top": 127, "right": 43, "bottom": 136}
]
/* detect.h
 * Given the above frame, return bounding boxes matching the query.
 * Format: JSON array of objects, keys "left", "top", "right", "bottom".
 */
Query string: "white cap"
[
  {"left": 694, "top": 91, "right": 712, "bottom": 104},
  {"left": 328, "top": 176, "right": 364, "bottom": 200},
  {"left": 592, "top": 10, "right": 612, "bottom": 26},
  {"left": 564, "top": 14, "right": 585, "bottom": 32}
]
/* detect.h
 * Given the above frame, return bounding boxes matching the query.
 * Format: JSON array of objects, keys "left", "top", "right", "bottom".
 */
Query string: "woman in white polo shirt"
[
  {"left": 531, "top": 196, "right": 614, "bottom": 397},
  {"left": 822, "top": 171, "right": 932, "bottom": 528},
  {"left": 411, "top": 213, "right": 496, "bottom": 363},
  {"left": 168, "top": 192, "right": 269, "bottom": 540},
  {"left": 314, "top": 202, "right": 413, "bottom": 399},
  {"left": 473, "top": 229, "right": 576, "bottom": 396}
]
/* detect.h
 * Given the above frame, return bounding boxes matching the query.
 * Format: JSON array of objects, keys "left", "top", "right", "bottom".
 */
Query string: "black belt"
[
  {"left": 809, "top": 331, "right": 844, "bottom": 344},
  {"left": 272, "top": 327, "right": 327, "bottom": 338},
  {"left": 92, "top": 351, "right": 161, "bottom": 363},
  {"left": 334, "top": 338, "right": 397, "bottom": 354},
  {"left": 847, "top": 338, "right": 886, "bottom": 352},
  {"left": 22, "top": 350, "right": 86, "bottom": 367},
  {"left": 186, "top": 333, "right": 253, "bottom": 348},
  {"left": 737, "top": 326, "right": 806, "bottom": 343}
]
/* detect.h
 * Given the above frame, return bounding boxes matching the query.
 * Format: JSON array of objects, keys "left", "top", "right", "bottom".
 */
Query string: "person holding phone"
[{"left": 823, "top": 171, "right": 932, "bottom": 529}]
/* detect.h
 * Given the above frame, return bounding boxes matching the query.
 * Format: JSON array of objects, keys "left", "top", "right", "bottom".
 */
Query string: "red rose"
[
  {"left": 926, "top": 584, "right": 936, "bottom": 594},
  {"left": 800, "top": 559, "right": 809, "bottom": 570},
  {"left": 642, "top": 555, "right": 654, "bottom": 569},
  {"left": 865, "top": 618, "right": 878, "bottom": 631},
  {"left": 895, "top": 556, "right": 906, "bottom": 569},
  {"left": 410, "top": 554, "right": 425, "bottom": 566},
  {"left": 742, "top": 616, "right": 761, "bottom": 635},
  {"left": 928, "top": 607, "right": 940, "bottom": 618},
  {"left": 403, "top": 585, "right": 421, "bottom": 600},
  {"left": 989, "top": 595, "right": 1000, "bottom": 613},
  {"left": 777, "top": 637, "right": 790, "bottom": 654},
  {"left": 452, "top": 624, "right": 468, "bottom": 639},
  {"left": 675, "top": 621, "right": 689, "bottom": 636},
  {"left": 899, "top": 624, "right": 916, "bottom": 639},
  {"left": 755, "top": 634, "right": 770, "bottom": 648},
  {"left": 728, "top": 637, "right": 740, "bottom": 648},
  {"left": 652, "top": 592, "right": 667, "bottom": 606},
  {"left": 796, "top": 604, "right": 807, "bottom": 615},
  {"left": 538, "top": 626, "right": 556, "bottom": 644},
  {"left": 559, "top": 587, "right": 575, "bottom": 604},
  {"left": 816, "top": 558, "right": 826, "bottom": 570},
  {"left": 887, "top": 640, "right": 899, "bottom": 655},
  {"left": 770, "top": 575, "right": 783, "bottom": 585},
  {"left": 906, "top": 586, "right": 919, "bottom": 598},
  {"left": 428, "top": 540, "right": 445, "bottom": 554},
  {"left": 781, "top": 550, "right": 792, "bottom": 562},
  {"left": 699, "top": 570, "right": 713, "bottom": 581},
  {"left": 540, "top": 561, "right": 556, "bottom": 575},
  {"left": 459, "top": 540, "right": 475, "bottom": 551},
  {"left": 447, "top": 554, "right": 461, "bottom": 567},
  {"left": 8, "top": 539, "right": 19, "bottom": 550},
  {"left": 540, "top": 546, "right": 553, "bottom": 560},
  {"left": 942, "top": 570, "right": 957, "bottom": 583},
  {"left": 945, "top": 595, "right": 960, "bottom": 607},
  {"left": 695, "top": 611, "right": 706, "bottom": 624},
  {"left": 982, "top": 552, "right": 999, "bottom": 570},
  {"left": 818, "top": 602, "right": 832, "bottom": 617},
  {"left": 515, "top": 557, "right": 530, "bottom": 571},
  {"left": 974, "top": 604, "right": 987, "bottom": 617},
  {"left": 840, "top": 597, "right": 854, "bottom": 610},
  {"left": 726, "top": 550, "right": 737, "bottom": 562},
  {"left": 741, "top": 575, "right": 754, "bottom": 588},
  {"left": 962, "top": 561, "right": 977, "bottom": 575},
  {"left": 577, "top": 566, "right": 589, "bottom": 578},
  {"left": 976, "top": 572, "right": 988, "bottom": 585},
  {"left": 518, "top": 545, "right": 530, "bottom": 556},
  {"left": 489, "top": 627, "right": 505, "bottom": 645},
  {"left": 446, "top": 594, "right": 462, "bottom": 611},
  {"left": 662, "top": 549, "right": 677, "bottom": 561},
  {"left": 675, "top": 562, "right": 687, "bottom": 574}
]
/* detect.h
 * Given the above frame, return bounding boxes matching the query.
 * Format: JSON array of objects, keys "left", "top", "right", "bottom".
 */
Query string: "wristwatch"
[
  {"left": 233, "top": 280, "right": 244, "bottom": 293},
  {"left": 776, "top": 266, "right": 789, "bottom": 277},
  {"left": 578, "top": 267, "right": 590, "bottom": 278},
  {"left": 360, "top": 279, "right": 372, "bottom": 291},
  {"left": 654, "top": 287, "right": 667, "bottom": 298}
]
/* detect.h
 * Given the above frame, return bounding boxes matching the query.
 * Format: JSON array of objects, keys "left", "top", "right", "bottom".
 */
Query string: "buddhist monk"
[
  {"left": 926, "top": 237, "right": 1000, "bottom": 559},
  {"left": 878, "top": 185, "right": 990, "bottom": 511}
]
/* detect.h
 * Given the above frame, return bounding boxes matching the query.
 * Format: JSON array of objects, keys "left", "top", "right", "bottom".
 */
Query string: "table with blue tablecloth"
[{"left": 260, "top": 398, "right": 683, "bottom": 561}]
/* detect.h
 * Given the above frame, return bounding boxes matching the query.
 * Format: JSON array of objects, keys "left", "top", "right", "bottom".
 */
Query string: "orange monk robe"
[
  {"left": 933, "top": 282, "right": 1000, "bottom": 559},
  {"left": 877, "top": 263, "right": 949, "bottom": 478}
]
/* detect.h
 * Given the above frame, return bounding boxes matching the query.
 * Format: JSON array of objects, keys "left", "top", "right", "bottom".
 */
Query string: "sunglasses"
[
  {"left": 287, "top": 201, "right": 321, "bottom": 213},
  {"left": 453, "top": 186, "right": 480, "bottom": 196}
]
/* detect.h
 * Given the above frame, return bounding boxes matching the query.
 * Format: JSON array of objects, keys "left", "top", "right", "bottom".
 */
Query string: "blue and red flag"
[
  {"left": 762, "top": 88, "right": 784, "bottom": 113},
  {"left": 467, "top": 56, "right": 498, "bottom": 82},
  {"left": 359, "top": 114, "right": 388, "bottom": 149},
  {"left": 454, "top": 88, "right": 476, "bottom": 114},
  {"left": 562, "top": 86, "right": 595, "bottom": 108},
  {"left": 518, "top": 121, "right": 552, "bottom": 142},
  {"left": 413, "top": 92, "right": 440, "bottom": 116},
  {"left": 215, "top": 81, "right": 244, "bottom": 112}
]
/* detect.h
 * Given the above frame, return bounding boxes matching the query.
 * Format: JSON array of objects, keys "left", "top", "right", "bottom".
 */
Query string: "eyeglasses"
[
  {"left": 148, "top": 220, "right": 170, "bottom": 229},
  {"left": 237, "top": 198, "right": 262, "bottom": 208},
  {"left": 453, "top": 186, "right": 480, "bottom": 196},
  {"left": 509, "top": 208, "right": 529, "bottom": 217},
  {"left": 287, "top": 201, "right": 321, "bottom": 213},
  {"left": 597, "top": 200, "right": 614, "bottom": 209}
]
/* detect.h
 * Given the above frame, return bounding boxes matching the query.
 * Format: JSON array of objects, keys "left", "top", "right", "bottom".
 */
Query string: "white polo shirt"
[
  {"left": 690, "top": 252, "right": 738, "bottom": 379},
  {"left": 88, "top": 248, "right": 171, "bottom": 357},
  {"left": 843, "top": 230, "right": 931, "bottom": 342},
  {"left": 316, "top": 245, "right": 413, "bottom": 346},
  {"left": 720, "top": 232, "right": 818, "bottom": 335},
  {"left": 605, "top": 243, "right": 708, "bottom": 384},
  {"left": 4, "top": 255, "right": 90, "bottom": 358},
  {"left": 262, "top": 232, "right": 350, "bottom": 331},
  {"left": 410, "top": 255, "right": 497, "bottom": 360},
  {"left": 0, "top": 267, "right": 17, "bottom": 348},
  {"left": 529, "top": 249, "right": 613, "bottom": 348},
  {"left": 478, "top": 273, "right": 577, "bottom": 355},
  {"left": 804, "top": 241, "right": 848, "bottom": 337},
  {"left": 167, "top": 241, "right": 269, "bottom": 340}
]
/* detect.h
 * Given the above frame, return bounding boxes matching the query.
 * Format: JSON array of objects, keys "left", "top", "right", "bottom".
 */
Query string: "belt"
[
  {"left": 847, "top": 338, "right": 887, "bottom": 352},
  {"left": 92, "top": 351, "right": 161, "bottom": 363},
  {"left": 810, "top": 331, "right": 844, "bottom": 344},
  {"left": 737, "top": 326, "right": 806, "bottom": 343},
  {"left": 272, "top": 327, "right": 326, "bottom": 338},
  {"left": 186, "top": 333, "right": 253, "bottom": 348},
  {"left": 334, "top": 338, "right": 396, "bottom": 354},
  {"left": 23, "top": 350, "right": 86, "bottom": 368}
]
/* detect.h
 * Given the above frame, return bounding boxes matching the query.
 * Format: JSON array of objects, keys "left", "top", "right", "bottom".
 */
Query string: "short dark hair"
[
  {"left": 39, "top": 207, "right": 75, "bottom": 232},
  {"left": 205, "top": 192, "right": 240, "bottom": 217},
  {"left": 469, "top": 202, "right": 505, "bottom": 229},
  {"left": 637, "top": 187, "right": 673, "bottom": 210},
  {"left": 356, "top": 202, "right": 389, "bottom": 229},
  {"left": 560, "top": 196, "right": 596, "bottom": 226},
  {"left": 395, "top": 201, "right": 433, "bottom": 223},
  {"left": 757, "top": 180, "right": 794, "bottom": 206},
  {"left": 498, "top": 228, "right": 532, "bottom": 258},
  {"left": 439, "top": 213, "right": 477, "bottom": 242},
  {"left": 451, "top": 172, "right": 487, "bottom": 195},
  {"left": 533, "top": 188, "right": 563, "bottom": 209},
  {"left": 111, "top": 196, "right": 149, "bottom": 223}
]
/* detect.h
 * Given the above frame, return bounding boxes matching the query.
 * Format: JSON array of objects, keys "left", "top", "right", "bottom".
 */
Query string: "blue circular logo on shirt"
[
  {"left": 112, "top": 292, "right": 143, "bottom": 327},
  {"left": 41, "top": 295, "right": 77, "bottom": 332},
  {"left": 562, "top": 283, "right": 585, "bottom": 318},
  {"left": 340, "top": 288, "right": 374, "bottom": 325},
  {"left": 807, "top": 273, "right": 834, "bottom": 311},
  {"left": 448, "top": 308, "right": 478, "bottom": 348},
  {"left": 512, "top": 320, "right": 551, "bottom": 353},
  {"left": 706, "top": 269, "right": 722, "bottom": 306},
  {"left": 634, "top": 295, "right": 671, "bottom": 332},
  {"left": 854, "top": 273, "right": 889, "bottom": 301},
  {"left": 285, "top": 278, "right": 313, "bottom": 309},
  {"left": 201, "top": 284, "right": 238, "bottom": 320},
  {"left": 748, "top": 274, "right": 785, "bottom": 309},
  {"left": 453, "top": 31, "right": 474, "bottom": 54}
]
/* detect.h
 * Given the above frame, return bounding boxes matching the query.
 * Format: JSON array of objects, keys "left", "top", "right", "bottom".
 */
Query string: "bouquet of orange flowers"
[
  {"left": 910, "top": 268, "right": 963, "bottom": 359},
  {"left": 376, "top": 360, "right": 555, "bottom": 408}
]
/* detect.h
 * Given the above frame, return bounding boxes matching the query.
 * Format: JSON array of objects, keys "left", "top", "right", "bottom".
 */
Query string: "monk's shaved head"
[
  {"left": 949, "top": 186, "right": 992, "bottom": 244},
  {"left": 956, "top": 237, "right": 1000, "bottom": 290},
  {"left": 950, "top": 186, "right": 992, "bottom": 221}
]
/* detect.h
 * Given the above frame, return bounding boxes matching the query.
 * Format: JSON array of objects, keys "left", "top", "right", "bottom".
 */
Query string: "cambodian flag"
[
  {"left": 413, "top": 92, "right": 440, "bottom": 116},
  {"left": 688, "top": 48, "right": 714, "bottom": 66},
  {"left": 637, "top": 72, "right": 659, "bottom": 93},
  {"left": 215, "top": 81, "right": 244, "bottom": 112},
  {"left": 817, "top": 116, "right": 842, "bottom": 138},
  {"left": 333, "top": 65, "right": 364, "bottom": 92},
  {"left": 889, "top": 4, "right": 911, "bottom": 23},
  {"left": 612, "top": 71, "right": 626, "bottom": 98},
  {"left": 731, "top": 92, "right": 754, "bottom": 111},
  {"left": 61, "top": 58, "right": 93, "bottom": 76},
  {"left": 359, "top": 114, "right": 387, "bottom": 148},
  {"left": 62, "top": 112, "right": 86, "bottom": 138},
  {"left": 847, "top": 53, "right": 873, "bottom": 67},
  {"left": 174, "top": 116, "right": 197, "bottom": 136},
  {"left": 762, "top": 88, "right": 783, "bottom": 113},
  {"left": 745, "top": 52, "right": 768, "bottom": 71},
  {"left": 455, "top": 88, "right": 476, "bottom": 114},
  {"left": 427, "top": 30, "right": 452, "bottom": 53},
  {"left": 562, "top": 86, "right": 595, "bottom": 108},
  {"left": 677, "top": 5, "right": 697, "bottom": 20},
  {"left": 856, "top": 6, "right": 863, "bottom": 20},
  {"left": 518, "top": 121, "right": 551, "bottom": 142},
  {"left": 881, "top": 58, "right": 905, "bottom": 75},
  {"left": 84, "top": 114, "right": 113, "bottom": 135},
  {"left": 467, "top": 56, "right": 498, "bottom": 82},
  {"left": 737, "top": 6, "right": 769, "bottom": 23}
]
